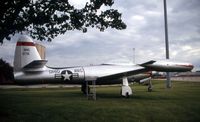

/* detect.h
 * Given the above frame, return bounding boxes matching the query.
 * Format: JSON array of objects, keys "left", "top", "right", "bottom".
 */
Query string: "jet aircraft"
[{"left": 14, "top": 35, "right": 194, "bottom": 97}]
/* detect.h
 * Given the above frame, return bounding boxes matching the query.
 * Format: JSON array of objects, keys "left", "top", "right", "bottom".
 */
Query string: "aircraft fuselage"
[{"left": 14, "top": 64, "right": 145, "bottom": 85}]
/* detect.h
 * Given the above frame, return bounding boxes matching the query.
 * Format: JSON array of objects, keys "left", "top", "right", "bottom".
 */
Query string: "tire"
[
  {"left": 148, "top": 87, "right": 152, "bottom": 92},
  {"left": 126, "top": 92, "right": 129, "bottom": 98}
]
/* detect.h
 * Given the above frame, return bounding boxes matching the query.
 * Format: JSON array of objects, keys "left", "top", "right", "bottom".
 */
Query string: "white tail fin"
[{"left": 14, "top": 35, "right": 42, "bottom": 72}]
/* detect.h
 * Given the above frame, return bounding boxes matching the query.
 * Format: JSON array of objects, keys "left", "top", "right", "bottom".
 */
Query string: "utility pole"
[
  {"left": 133, "top": 48, "right": 135, "bottom": 64},
  {"left": 163, "top": 0, "right": 171, "bottom": 88}
]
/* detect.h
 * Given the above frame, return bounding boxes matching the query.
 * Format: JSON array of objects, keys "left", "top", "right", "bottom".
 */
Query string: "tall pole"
[
  {"left": 133, "top": 48, "right": 135, "bottom": 64},
  {"left": 163, "top": 0, "right": 171, "bottom": 88}
]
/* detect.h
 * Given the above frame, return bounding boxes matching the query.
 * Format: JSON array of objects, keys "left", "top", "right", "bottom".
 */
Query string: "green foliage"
[
  {"left": 0, "top": 81, "right": 200, "bottom": 122},
  {"left": 0, "top": 0, "right": 126, "bottom": 43},
  {"left": 0, "top": 59, "right": 14, "bottom": 82}
]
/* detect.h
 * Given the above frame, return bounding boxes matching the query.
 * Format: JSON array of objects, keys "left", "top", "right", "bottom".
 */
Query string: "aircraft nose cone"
[
  {"left": 184, "top": 63, "right": 194, "bottom": 71},
  {"left": 189, "top": 64, "right": 194, "bottom": 70}
]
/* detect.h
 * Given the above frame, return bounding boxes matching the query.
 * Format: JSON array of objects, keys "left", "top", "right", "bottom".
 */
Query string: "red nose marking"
[{"left": 177, "top": 64, "right": 194, "bottom": 68}]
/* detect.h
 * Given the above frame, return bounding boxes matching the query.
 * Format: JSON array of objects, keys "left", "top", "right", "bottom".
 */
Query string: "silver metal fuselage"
[
  {"left": 14, "top": 61, "right": 193, "bottom": 85},
  {"left": 14, "top": 64, "right": 144, "bottom": 85}
]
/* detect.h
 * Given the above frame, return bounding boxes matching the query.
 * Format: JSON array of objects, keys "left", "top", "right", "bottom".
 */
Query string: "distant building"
[
  {"left": 152, "top": 71, "right": 166, "bottom": 79},
  {"left": 35, "top": 43, "right": 46, "bottom": 59},
  {"left": 171, "top": 72, "right": 200, "bottom": 82}
]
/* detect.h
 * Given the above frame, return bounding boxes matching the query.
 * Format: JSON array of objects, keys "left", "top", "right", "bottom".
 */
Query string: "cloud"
[{"left": 0, "top": 0, "right": 200, "bottom": 71}]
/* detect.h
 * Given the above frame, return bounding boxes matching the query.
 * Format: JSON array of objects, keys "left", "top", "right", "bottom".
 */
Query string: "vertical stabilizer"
[{"left": 14, "top": 35, "right": 41, "bottom": 71}]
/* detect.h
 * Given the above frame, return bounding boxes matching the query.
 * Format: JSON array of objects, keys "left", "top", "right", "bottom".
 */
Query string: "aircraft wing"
[
  {"left": 95, "top": 60, "right": 156, "bottom": 81},
  {"left": 97, "top": 66, "right": 148, "bottom": 82}
]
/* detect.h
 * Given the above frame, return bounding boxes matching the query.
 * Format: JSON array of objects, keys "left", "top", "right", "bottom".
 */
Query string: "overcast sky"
[{"left": 1, "top": 0, "right": 200, "bottom": 71}]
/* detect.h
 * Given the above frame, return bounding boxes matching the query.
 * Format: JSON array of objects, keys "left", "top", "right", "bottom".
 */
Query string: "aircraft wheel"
[
  {"left": 148, "top": 87, "right": 152, "bottom": 92},
  {"left": 125, "top": 92, "right": 130, "bottom": 98}
]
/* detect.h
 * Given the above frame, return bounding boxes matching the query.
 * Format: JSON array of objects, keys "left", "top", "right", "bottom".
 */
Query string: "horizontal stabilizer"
[{"left": 23, "top": 60, "right": 47, "bottom": 69}]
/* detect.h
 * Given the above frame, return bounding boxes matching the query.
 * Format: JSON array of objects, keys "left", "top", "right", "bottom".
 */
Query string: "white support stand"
[{"left": 121, "top": 77, "right": 132, "bottom": 98}]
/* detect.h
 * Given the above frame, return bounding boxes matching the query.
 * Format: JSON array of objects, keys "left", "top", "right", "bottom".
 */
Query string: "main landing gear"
[
  {"left": 81, "top": 81, "right": 96, "bottom": 100},
  {"left": 121, "top": 77, "right": 132, "bottom": 98},
  {"left": 81, "top": 78, "right": 152, "bottom": 99}
]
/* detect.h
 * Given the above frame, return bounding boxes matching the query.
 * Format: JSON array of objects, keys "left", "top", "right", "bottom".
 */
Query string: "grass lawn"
[{"left": 0, "top": 80, "right": 200, "bottom": 122}]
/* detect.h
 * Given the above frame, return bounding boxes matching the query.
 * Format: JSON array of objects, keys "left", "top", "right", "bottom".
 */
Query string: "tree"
[
  {"left": 0, "top": 0, "right": 126, "bottom": 44},
  {"left": 0, "top": 59, "right": 14, "bottom": 83}
]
